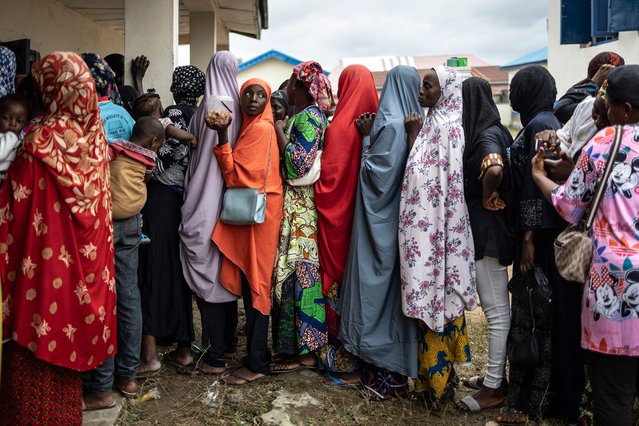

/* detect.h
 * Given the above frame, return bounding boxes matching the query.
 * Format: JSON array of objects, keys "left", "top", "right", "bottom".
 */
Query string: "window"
[{"left": 560, "top": 0, "right": 639, "bottom": 45}]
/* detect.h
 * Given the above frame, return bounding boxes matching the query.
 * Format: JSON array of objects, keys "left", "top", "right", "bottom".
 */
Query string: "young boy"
[
  {"left": 133, "top": 92, "right": 197, "bottom": 148},
  {"left": 83, "top": 117, "right": 165, "bottom": 410},
  {"left": 0, "top": 94, "right": 28, "bottom": 184}
]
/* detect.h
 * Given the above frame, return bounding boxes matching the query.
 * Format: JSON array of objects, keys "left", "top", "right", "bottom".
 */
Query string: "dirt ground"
[{"left": 116, "top": 305, "right": 545, "bottom": 426}]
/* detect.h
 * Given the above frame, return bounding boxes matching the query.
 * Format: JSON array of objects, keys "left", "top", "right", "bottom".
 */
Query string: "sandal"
[
  {"left": 163, "top": 350, "right": 194, "bottom": 368},
  {"left": 82, "top": 392, "right": 117, "bottom": 411},
  {"left": 462, "top": 375, "right": 484, "bottom": 390},
  {"left": 223, "top": 368, "right": 267, "bottom": 385},
  {"left": 495, "top": 408, "right": 529, "bottom": 425},
  {"left": 456, "top": 394, "right": 506, "bottom": 412},
  {"left": 177, "top": 362, "right": 226, "bottom": 376},
  {"left": 270, "top": 360, "right": 304, "bottom": 373},
  {"left": 321, "top": 373, "right": 361, "bottom": 387}
]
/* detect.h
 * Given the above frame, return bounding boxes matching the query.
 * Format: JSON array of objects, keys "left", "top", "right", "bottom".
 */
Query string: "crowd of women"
[{"left": 0, "top": 45, "right": 638, "bottom": 426}]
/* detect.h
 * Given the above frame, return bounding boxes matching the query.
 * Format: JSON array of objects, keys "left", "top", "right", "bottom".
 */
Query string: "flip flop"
[
  {"left": 223, "top": 369, "right": 267, "bottom": 385},
  {"left": 177, "top": 363, "right": 226, "bottom": 376},
  {"left": 462, "top": 376, "right": 484, "bottom": 390},
  {"left": 270, "top": 360, "right": 304, "bottom": 374},
  {"left": 495, "top": 408, "right": 529, "bottom": 425},
  {"left": 456, "top": 394, "right": 506, "bottom": 412},
  {"left": 163, "top": 350, "right": 194, "bottom": 369},
  {"left": 82, "top": 394, "right": 117, "bottom": 411},
  {"left": 322, "top": 373, "right": 361, "bottom": 387},
  {"left": 136, "top": 366, "right": 161, "bottom": 379}
]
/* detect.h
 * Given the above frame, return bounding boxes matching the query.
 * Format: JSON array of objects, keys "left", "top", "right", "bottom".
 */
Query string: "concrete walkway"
[{"left": 82, "top": 394, "right": 124, "bottom": 426}]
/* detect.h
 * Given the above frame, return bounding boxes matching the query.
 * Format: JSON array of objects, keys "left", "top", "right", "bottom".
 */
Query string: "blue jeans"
[{"left": 84, "top": 214, "right": 142, "bottom": 392}]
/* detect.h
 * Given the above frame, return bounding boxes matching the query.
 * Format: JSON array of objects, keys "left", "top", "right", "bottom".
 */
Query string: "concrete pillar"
[
  {"left": 124, "top": 0, "right": 178, "bottom": 103},
  {"left": 189, "top": 12, "right": 216, "bottom": 73},
  {"left": 216, "top": 23, "right": 229, "bottom": 52}
]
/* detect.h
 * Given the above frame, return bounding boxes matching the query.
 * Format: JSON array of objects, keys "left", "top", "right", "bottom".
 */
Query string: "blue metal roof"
[
  {"left": 500, "top": 47, "right": 548, "bottom": 70},
  {"left": 237, "top": 49, "right": 329, "bottom": 75},
  {"left": 238, "top": 49, "right": 302, "bottom": 71}
]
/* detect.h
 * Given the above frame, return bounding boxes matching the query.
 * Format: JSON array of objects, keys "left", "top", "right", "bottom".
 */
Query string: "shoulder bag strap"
[
  {"left": 262, "top": 132, "right": 272, "bottom": 194},
  {"left": 585, "top": 125, "right": 624, "bottom": 229}
]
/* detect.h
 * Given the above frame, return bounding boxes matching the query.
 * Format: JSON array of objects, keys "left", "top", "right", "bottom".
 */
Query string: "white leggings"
[{"left": 475, "top": 256, "right": 511, "bottom": 389}]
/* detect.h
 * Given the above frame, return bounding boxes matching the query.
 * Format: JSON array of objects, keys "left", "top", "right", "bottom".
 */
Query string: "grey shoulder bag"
[{"left": 220, "top": 134, "right": 272, "bottom": 225}]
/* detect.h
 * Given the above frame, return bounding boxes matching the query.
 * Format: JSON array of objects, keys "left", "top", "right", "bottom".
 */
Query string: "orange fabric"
[
  {"left": 0, "top": 52, "right": 115, "bottom": 371},
  {"left": 314, "top": 65, "right": 379, "bottom": 338},
  {"left": 212, "top": 78, "right": 283, "bottom": 315}
]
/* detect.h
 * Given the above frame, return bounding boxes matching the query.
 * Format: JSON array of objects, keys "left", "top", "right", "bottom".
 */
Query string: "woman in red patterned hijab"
[{"left": 0, "top": 52, "right": 116, "bottom": 425}]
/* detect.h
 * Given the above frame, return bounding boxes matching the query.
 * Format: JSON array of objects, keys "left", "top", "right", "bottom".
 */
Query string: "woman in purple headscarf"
[{"left": 178, "top": 51, "right": 243, "bottom": 374}]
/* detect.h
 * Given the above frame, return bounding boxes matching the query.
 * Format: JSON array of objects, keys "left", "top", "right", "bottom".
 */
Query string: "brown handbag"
[{"left": 554, "top": 125, "right": 623, "bottom": 283}]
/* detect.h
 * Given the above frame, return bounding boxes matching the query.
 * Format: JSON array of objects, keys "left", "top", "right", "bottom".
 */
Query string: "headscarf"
[
  {"left": 81, "top": 52, "right": 122, "bottom": 105},
  {"left": 0, "top": 52, "right": 115, "bottom": 371},
  {"left": 0, "top": 46, "right": 16, "bottom": 97},
  {"left": 271, "top": 89, "right": 291, "bottom": 116},
  {"left": 292, "top": 61, "right": 334, "bottom": 111},
  {"left": 400, "top": 66, "right": 477, "bottom": 331},
  {"left": 179, "top": 51, "right": 242, "bottom": 303},
  {"left": 170, "top": 65, "right": 206, "bottom": 106},
  {"left": 315, "top": 65, "right": 378, "bottom": 339},
  {"left": 462, "top": 77, "right": 505, "bottom": 148},
  {"left": 587, "top": 51, "right": 625, "bottom": 79},
  {"left": 509, "top": 65, "right": 557, "bottom": 127},
  {"left": 212, "top": 78, "right": 282, "bottom": 315},
  {"left": 607, "top": 65, "right": 639, "bottom": 108}
]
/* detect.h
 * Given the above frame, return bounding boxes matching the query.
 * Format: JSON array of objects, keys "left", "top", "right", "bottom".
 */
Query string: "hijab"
[
  {"left": 509, "top": 65, "right": 557, "bottom": 127},
  {"left": 81, "top": 53, "right": 122, "bottom": 105},
  {"left": 179, "top": 51, "right": 242, "bottom": 303},
  {"left": 1, "top": 52, "right": 115, "bottom": 370},
  {"left": 0, "top": 46, "right": 16, "bottom": 97},
  {"left": 462, "top": 77, "right": 508, "bottom": 148},
  {"left": 238, "top": 78, "right": 274, "bottom": 133},
  {"left": 292, "top": 61, "right": 334, "bottom": 111},
  {"left": 271, "top": 89, "right": 291, "bottom": 116},
  {"left": 315, "top": 64, "right": 378, "bottom": 322},
  {"left": 170, "top": 65, "right": 206, "bottom": 106}
]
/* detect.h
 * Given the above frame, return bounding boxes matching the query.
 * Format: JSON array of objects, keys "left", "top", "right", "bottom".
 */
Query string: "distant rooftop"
[
  {"left": 238, "top": 49, "right": 329, "bottom": 75},
  {"left": 500, "top": 47, "right": 548, "bottom": 70}
]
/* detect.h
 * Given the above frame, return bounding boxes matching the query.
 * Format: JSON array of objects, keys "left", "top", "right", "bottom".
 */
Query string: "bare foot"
[
  {"left": 178, "top": 361, "right": 226, "bottom": 376},
  {"left": 224, "top": 367, "right": 267, "bottom": 385},
  {"left": 174, "top": 343, "right": 194, "bottom": 366},
  {"left": 323, "top": 371, "right": 361, "bottom": 385},
  {"left": 137, "top": 360, "right": 161, "bottom": 377},
  {"left": 296, "top": 353, "right": 317, "bottom": 368},
  {"left": 83, "top": 391, "right": 116, "bottom": 411}
]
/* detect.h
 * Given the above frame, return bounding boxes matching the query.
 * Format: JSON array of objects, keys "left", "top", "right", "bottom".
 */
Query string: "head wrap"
[
  {"left": 462, "top": 77, "right": 503, "bottom": 147},
  {"left": 292, "top": 61, "right": 334, "bottom": 111},
  {"left": 587, "top": 51, "right": 625, "bottom": 79},
  {"left": 606, "top": 65, "right": 639, "bottom": 108},
  {"left": 0, "top": 46, "right": 16, "bottom": 97},
  {"left": 509, "top": 65, "right": 557, "bottom": 127},
  {"left": 271, "top": 89, "right": 291, "bottom": 116},
  {"left": 81, "top": 53, "right": 122, "bottom": 105},
  {"left": 170, "top": 65, "right": 206, "bottom": 106}
]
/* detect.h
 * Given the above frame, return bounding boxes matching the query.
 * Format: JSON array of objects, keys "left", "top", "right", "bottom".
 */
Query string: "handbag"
[
  {"left": 285, "top": 107, "right": 324, "bottom": 187},
  {"left": 554, "top": 125, "right": 623, "bottom": 283},
  {"left": 507, "top": 274, "right": 543, "bottom": 368},
  {"left": 220, "top": 134, "right": 272, "bottom": 225}
]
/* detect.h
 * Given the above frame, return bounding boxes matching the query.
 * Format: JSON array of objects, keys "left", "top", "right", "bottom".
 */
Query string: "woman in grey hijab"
[{"left": 339, "top": 65, "right": 422, "bottom": 397}]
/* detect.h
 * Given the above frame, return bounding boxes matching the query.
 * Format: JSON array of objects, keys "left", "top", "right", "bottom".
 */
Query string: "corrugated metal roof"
[{"left": 500, "top": 47, "right": 548, "bottom": 70}]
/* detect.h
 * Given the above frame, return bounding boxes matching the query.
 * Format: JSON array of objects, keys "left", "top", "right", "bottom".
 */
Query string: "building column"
[
  {"left": 189, "top": 12, "right": 216, "bottom": 73},
  {"left": 124, "top": 0, "right": 178, "bottom": 103},
  {"left": 216, "top": 23, "right": 229, "bottom": 52}
]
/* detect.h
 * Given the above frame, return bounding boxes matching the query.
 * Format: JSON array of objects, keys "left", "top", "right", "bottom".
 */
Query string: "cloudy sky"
[{"left": 221, "top": 0, "right": 548, "bottom": 71}]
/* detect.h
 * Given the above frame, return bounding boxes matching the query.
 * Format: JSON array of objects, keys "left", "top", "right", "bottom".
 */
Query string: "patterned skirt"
[
  {"left": 0, "top": 341, "right": 82, "bottom": 425},
  {"left": 272, "top": 185, "right": 327, "bottom": 356},
  {"left": 416, "top": 315, "right": 471, "bottom": 400}
]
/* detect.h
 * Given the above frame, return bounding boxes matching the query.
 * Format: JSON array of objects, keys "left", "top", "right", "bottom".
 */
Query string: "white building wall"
[
  {"left": 237, "top": 59, "right": 295, "bottom": 93},
  {"left": 548, "top": 0, "right": 639, "bottom": 95},
  {"left": 0, "top": 0, "right": 124, "bottom": 58}
]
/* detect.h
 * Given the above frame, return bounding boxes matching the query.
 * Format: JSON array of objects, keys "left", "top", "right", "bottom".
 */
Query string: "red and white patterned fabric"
[{"left": 0, "top": 51, "right": 116, "bottom": 371}]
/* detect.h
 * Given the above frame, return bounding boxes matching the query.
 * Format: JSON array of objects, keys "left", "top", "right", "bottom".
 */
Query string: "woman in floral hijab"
[{"left": 81, "top": 52, "right": 122, "bottom": 105}]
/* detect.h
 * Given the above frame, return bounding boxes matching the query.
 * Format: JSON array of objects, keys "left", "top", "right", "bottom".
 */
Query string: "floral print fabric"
[
  {"left": 399, "top": 66, "right": 477, "bottom": 332},
  {"left": 0, "top": 52, "right": 115, "bottom": 371},
  {"left": 292, "top": 61, "right": 333, "bottom": 111},
  {"left": 80, "top": 53, "right": 122, "bottom": 106},
  {"left": 552, "top": 125, "right": 639, "bottom": 356}
]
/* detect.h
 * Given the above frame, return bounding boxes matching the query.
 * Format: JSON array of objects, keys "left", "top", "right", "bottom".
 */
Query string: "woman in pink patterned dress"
[{"left": 532, "top": 65, "right": 639, "bottom": 426}]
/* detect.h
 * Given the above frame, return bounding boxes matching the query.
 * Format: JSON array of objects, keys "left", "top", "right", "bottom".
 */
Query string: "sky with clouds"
[{"left": 222, "top": 0, "right": 548, "bottom": 71}]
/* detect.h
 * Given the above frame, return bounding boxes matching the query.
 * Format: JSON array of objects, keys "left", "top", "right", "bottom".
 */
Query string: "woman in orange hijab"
[
  {"left": 314, "top": 65, "right": 378, "bottom": 380},
  {"left": 208, "top": 78, "right": 282, "bottom": 384}
]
